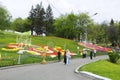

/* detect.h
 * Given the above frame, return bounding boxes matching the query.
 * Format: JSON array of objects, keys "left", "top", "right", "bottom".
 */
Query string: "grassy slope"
[
  {"left": 32, "top": 36, "right": 80, "bottom": 52},
  {"left": 0, "top": 31, "right": 16, "bottom": 44},
  {"left": 0, "top": 31, "right": 83, "bottom": 66},
  {"left": 80, "top": 60, "right": 120, "bottom": 80},
  {"left": 0, "top": 31, "right": 81, "bottom": 53}
]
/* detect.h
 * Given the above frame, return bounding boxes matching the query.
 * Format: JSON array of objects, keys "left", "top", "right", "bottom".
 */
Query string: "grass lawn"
[{"left": 79, "top": 60, "right": 120, "bottom": 80}]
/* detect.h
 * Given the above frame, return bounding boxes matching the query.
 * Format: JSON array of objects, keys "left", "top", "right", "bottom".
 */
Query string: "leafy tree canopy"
[
  {"left": 54, "top": 12, "right": 94, "bottom": 39},
  {"left": 0, "top": 5, "right": 11, "bottom": 30}
]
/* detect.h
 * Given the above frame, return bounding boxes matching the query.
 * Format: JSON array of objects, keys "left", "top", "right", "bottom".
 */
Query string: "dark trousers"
[
  {"left": 83, "top": 54, "right": 86, "bottom": 58},
  {"left": 90, "top": 55, "right": 92, "bottom": 59},
  {"left": 64, "top": 57, "right": 66, "bottom": 64}
]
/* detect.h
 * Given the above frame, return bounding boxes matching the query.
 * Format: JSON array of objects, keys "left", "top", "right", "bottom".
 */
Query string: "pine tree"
[
  {"left": 45, "top": 4, "right": 54, "bottom": 35},
  {"left": 107, "top": 19, "right": 118, "bottom": 45},
  {"left": 28, "top": 5, "right": 34, "bottom": 35},
  {"left": 28, "top": 2, "right": 46, "bottom": 35}
]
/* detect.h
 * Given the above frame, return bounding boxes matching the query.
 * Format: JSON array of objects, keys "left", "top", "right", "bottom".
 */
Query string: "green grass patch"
[{"left": 79, "top": 60, "right": 120, "bottom": 80}]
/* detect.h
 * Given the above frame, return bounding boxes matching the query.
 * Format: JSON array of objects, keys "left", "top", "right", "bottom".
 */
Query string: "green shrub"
[{"left": 108, "top": 51, "right": 120, "bottom": 63}]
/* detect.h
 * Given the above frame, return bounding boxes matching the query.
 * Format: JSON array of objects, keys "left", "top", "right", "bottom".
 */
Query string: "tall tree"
[
  {"left": 76, "top": 13, "right": 93, "bottom": 41},
  {"left": 54, "top": 15, "right": 67, "bottom": 38},
  {"left": 54, "top": 13, "right": 93, "bottom": 39},
  {"left": 11, "top": 18, "right": 31, "bottom": 32},
  {"left": 0, "top": 6, "right": 11, "bottom": 30},
  {"left": 28, "top": 2, "right": 46, "bottom": 35},
  {"left": 28, "top": 5, "right": 34, "bottom": 35},
  {"left": 113, "top": 21, "right": 120, "bottom": 43},
  {"left": 118, "top": 22, "right": 120, "bottom": 40},
  {"left": 95, "top": 22, "right": 108, "bottom": 44},
  {"left": 12, "top": 17, "right": 24, "bottom": 32},
  {"left": 23, "top": 18, "right": 31, "bottom": 32},
  {"left": 54, "top": 13, "right": 77, "bottom": 39},
  {"left": 46, "top": 4, "right": 54, "bottom": 35},
  {"left": 110, "top": 19, "right": 114, "bottom": 26},
  {"left": 107, "top": 19, "right": 118, "bottom": 44}
]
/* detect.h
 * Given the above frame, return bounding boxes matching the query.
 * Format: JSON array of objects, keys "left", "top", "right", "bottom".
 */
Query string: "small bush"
[{"left": 108, "top": 51, "right": 120, "bottom": 63}]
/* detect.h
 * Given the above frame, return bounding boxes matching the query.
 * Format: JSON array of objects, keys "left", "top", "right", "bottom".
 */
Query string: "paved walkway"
[{"left": 0, "top": 55, "right": 108, "bottom": 80}]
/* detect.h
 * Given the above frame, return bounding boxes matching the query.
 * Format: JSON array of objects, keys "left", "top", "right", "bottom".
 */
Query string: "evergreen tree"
[
  {"left": 46, "top": 4, "right": 54, "bottom": 35},
  {"left": 110, "top": 19, "right": 114, "bottom": 26},
  {"left": 107, "top": 19, "right": 118, "bottom": 44},
  {"left": 28, "top": 5, "right": 34, "bottom": 35},
  {"left": 28, "top": 2, "right": 46, "bottom": 35}
]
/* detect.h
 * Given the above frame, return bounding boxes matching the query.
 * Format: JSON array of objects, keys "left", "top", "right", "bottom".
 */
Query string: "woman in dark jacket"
[
  {"left": 90, "top": 49, "right": 93, "bottom": 60},
  {"left": 57, "top": 50, "right": 61, "bottom": 62},
  {"left": 64, "top": 51, "right": 66, "bottom": 64}
]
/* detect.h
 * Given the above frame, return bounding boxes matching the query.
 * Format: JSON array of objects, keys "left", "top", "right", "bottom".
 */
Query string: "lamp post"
[
  {"left": 76, "top": 13, "right": 98, "bottom": 42},
  {"left": 80, "top": 33, "right": 82, "bottom": 42},
  {"left": 83, "top": 13, "right": 98, "bottom": 43}
]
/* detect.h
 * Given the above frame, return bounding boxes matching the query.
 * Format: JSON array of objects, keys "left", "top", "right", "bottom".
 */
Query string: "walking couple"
[{"left": 64, "top": 49, "right": 71, "bottom": 65}]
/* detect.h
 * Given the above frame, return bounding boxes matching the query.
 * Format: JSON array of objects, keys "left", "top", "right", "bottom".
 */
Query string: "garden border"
[{"left": 75, "top": 65, "right": 111, "bottom": 80}]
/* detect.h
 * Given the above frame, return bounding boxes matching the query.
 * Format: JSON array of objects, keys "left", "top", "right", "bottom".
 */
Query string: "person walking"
[
  {"left": 93, "top": 49, "right": 96, "bottom": 57},
  {"left": 82, "top": 49, "right": 87, "bottom": 58},
  {"left": 63, "top": 51, "right": 67, "bottom": 64},
  {"left": 66, "top": 49, "right": 71, "bottom": 65},
  {"left": 57, "top": 50, "right": 61, "bottom": 62},
  {"left": 90, "top": 49, "right": 93, "bottom": 60}
]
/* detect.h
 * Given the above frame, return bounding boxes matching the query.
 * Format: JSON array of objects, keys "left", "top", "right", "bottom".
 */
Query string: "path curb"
[{"left": 75, "top": 65, "right": 111, "bottom": 80}]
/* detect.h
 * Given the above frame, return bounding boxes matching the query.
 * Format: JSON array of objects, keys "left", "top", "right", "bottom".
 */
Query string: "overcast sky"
[{"left": 0, "top": 0, "right": 120, "bottom": 23}]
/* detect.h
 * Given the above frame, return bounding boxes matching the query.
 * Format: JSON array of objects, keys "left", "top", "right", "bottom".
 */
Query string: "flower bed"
[
  {"left": 1, "top": 43, "right": 77, "bottom": 58},
  {"left": 78, "top": 42, "right": 111, "bottom": 52}
]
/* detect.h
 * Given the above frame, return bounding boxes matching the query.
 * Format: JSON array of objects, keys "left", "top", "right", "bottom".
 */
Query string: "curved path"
[{"left": 0, "top": 55, "right": 108, "bottom": 80}]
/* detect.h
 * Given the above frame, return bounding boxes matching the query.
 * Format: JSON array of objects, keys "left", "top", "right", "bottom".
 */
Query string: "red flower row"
[{"left": 78, "top": 42, "right": 111, "bottom": 52}]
